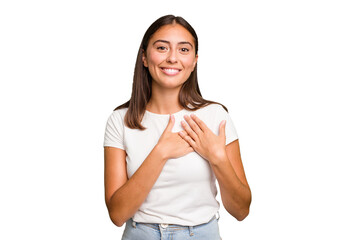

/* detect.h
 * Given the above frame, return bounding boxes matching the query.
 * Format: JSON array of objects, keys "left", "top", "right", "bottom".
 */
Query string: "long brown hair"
[{"left": 114, "top": 14, "right": 228, "bottom": 130}]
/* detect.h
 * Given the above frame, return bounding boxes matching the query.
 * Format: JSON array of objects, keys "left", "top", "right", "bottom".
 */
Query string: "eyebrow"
[{"left": 153, "top": 39, "right": 194, "bottom": 49}]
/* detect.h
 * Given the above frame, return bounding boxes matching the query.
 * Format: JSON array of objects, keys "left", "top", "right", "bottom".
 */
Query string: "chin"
[
  {"left": 162, "top": 82, "right": 184, "bottom": 89},
  {"left": 154, "top": 79, "right": 186, "bottom": 89}
]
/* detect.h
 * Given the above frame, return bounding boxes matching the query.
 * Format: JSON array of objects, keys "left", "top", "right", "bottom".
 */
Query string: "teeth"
[{"left": 163, "top": 68, "right": 179, "bottom": 72}]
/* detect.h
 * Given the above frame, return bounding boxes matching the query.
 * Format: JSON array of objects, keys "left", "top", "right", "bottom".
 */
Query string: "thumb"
[
  {"left": 219, "top": 120, "right": 226, "bottom": 138},
  {"left": 164, "top": 114, "right": 175, "bottom": 132}
]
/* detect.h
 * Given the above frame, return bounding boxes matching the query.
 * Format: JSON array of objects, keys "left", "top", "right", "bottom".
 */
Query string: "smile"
[{"left": 160, "top": 67, "right": 181, "bottom": 76}]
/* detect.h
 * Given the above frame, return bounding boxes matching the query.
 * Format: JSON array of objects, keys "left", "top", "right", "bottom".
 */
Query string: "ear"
[
  {"left": 142, "top": 49, "right": 148, "bottom": 67},
  {"left": 192, "top": 54, "right": 198, "bottom": 71}
]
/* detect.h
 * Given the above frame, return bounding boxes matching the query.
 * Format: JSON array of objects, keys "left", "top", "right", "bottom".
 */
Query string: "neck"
[{"left": 146, "top": 83, "right": 183, "bottom": 115}]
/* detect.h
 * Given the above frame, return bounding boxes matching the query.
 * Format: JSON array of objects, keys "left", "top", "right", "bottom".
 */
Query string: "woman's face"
[{"left": 143, "top": 24, "right": 198, "bottom": 89}]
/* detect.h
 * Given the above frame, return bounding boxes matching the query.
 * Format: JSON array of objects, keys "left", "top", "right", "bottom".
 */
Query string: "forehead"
[{"left": 149, "top": 24, "right": 195, "bottom": 45}]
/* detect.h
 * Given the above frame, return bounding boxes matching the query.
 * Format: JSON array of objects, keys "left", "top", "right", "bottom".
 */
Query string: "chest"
[{"left": 123, "top": 114, "right": 217, "bottom": 186}]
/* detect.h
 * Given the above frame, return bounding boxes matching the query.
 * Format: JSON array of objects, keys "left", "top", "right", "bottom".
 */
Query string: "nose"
[{"left": 166, "top": 48, "right": 178, "bottom": 63}]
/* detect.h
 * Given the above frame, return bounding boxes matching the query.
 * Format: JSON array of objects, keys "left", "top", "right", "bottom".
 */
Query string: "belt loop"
[
  {"left": 216, "top": 211, "right": 220, "bottom": 221},
  {"left": 189, "top": 226, "right": 194, "bottom": 236},
  {"left": 132, "top": 219, "right": 137, "bottom": 228}
]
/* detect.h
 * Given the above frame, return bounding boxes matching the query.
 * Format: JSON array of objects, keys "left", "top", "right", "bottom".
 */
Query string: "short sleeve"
[
  {"left": 103, "top": 110, "right": 125, "bottom": 150},
  {"left": 215, "top": 105, "right": 239, "bottom": 145}
]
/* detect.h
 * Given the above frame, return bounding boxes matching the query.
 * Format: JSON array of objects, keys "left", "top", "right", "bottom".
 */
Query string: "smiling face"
[{"left": 142, "top": 23, "right": 198, "bottom": 90}]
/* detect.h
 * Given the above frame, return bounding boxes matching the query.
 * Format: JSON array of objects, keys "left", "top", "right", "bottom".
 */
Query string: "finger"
[
  {"left": 181, "top": 120, "right": 199, "bottom": 142},
  {"left": 179, "top": 130, "right": 193, "bottom": 139},
  {"left": 179, "top": 130, "right": 196, "bottom": 145},
  {"left": 183, "top": 115, "right": 203, "bottom": 135},
  {"left": 186, "top": 146, "right": 194, "bottom": 154},
  {"left": 180, "top": 133, "right": 197, "bottom": 149},
  {"left": 190, "top": 114, "right": 209, "bottom": 132},
  {"left": 178, "top": 130, "right": 189, "bottom": 140},
  {"left": 164, "top": 114, "right": 175, "bottom": 132}
]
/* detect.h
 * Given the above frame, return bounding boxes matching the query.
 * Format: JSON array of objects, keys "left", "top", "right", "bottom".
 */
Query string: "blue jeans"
[{"left": 121, "top": 215, "right": 222, "bottom": 240}]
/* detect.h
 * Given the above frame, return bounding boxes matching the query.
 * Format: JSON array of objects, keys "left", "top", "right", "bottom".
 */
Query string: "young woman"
[{"left": 103, "top": 15, "right": 251, "bottom": 240}]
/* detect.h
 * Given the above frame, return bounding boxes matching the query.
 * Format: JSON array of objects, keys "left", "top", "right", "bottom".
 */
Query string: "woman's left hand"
[{"left": 179, "top": 114, "right": 227, "bottom": 163}]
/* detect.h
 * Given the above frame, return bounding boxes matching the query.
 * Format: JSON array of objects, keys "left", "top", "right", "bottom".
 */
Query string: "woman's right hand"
[{"left": 156, "top": 115, "right": 194, "bottom": 160}]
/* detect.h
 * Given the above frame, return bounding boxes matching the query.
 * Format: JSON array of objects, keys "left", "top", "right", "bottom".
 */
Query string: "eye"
[
  {"left": 180, "top": 48, "right": 189, "bottom": 52},
  {"left": 157, "top": 46, "right": 167, "bottom": 51}
]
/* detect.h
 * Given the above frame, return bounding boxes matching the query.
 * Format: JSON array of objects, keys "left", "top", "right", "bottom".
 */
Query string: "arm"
[
  {"left": 104, "top": 115, "right": 193, "bottom": 227},
  {"left": 209, "top": 139, "right": 251, "bottom": 221},
  {"left": 104, "top": 145, "right": 167, "bottom": 227},
  {"left": 179, "top": 114, "right": 251, "bottom": 221}
]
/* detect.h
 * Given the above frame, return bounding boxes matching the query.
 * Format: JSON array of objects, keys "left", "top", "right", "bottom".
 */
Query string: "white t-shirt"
[{"left": 103, "top": 103, "right": 238, "bottom": 226}]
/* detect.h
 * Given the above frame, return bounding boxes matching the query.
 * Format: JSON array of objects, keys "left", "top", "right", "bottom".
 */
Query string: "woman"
[{"left": 103, "top": 15, "right": 251, "bottom": 240}]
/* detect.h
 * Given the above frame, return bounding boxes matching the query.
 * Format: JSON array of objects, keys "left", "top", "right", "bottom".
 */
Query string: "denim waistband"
[
  {"left": 124, "top": 213, "right": 221, "bottom": 239},
  {"left": 131, "top": 214, "right": 219, "bottom": 230}
]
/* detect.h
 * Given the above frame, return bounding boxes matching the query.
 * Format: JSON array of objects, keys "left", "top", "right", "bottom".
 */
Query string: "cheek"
[
  {"left": 182, "top": 57, "right": 196, "bottom": 69},
  {"left": 147, "top": 52, "right": 164, "bottom": 66}
]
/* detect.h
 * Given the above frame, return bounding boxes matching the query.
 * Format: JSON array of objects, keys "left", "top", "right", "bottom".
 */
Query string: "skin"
[
  {"left": 143, "top": 23, "right": 198, "bottom": 114},
  {"left": 179, "top": 115, "right": 251, "bottom": 221},
  {"left": 104, "top": 23, "right": 251, "bottom": 227}
]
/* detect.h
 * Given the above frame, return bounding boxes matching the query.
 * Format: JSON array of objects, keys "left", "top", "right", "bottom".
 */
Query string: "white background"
[{"left": 1, "top": 0, "right": 359, "bottom": 239}]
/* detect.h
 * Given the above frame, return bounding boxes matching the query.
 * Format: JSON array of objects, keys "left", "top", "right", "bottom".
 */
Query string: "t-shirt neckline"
[{"left": 145, "top": 108, "right": 186, "bottom": 117}]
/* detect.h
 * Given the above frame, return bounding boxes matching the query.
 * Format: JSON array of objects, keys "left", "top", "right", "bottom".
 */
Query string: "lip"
[{"left": 160, "top": 67, "right": 182, "bottom": 76}]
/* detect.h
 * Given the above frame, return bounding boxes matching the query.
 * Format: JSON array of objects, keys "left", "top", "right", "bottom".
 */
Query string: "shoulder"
[
  {"left": 195, "top": 103, "right": 229, "bottom": 128},
  {"left": 105, "top": 107, "right": 129, "bottom": 128},
  {"left": 198, "top": 103, "right": 228, "bottom": 115},
  {"left": 107, "top": 107, "right": 128, "bottom": 120}
]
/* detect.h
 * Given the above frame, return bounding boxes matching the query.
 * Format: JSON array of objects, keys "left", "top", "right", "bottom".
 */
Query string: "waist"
[{"left": 131, "top": 214, "right": 218, "bottom": 230}]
